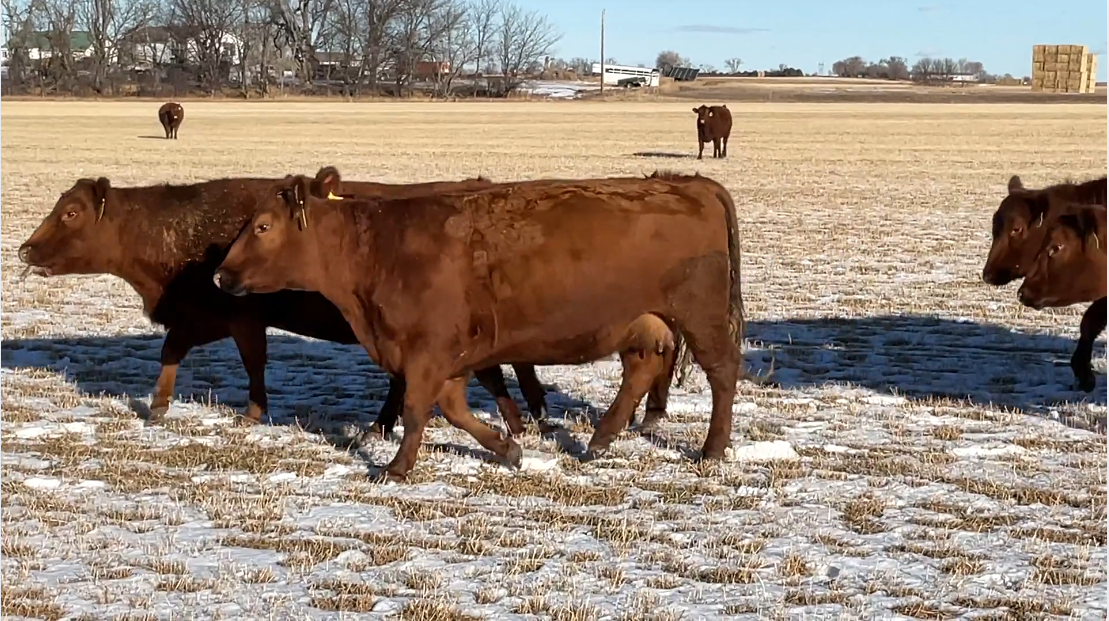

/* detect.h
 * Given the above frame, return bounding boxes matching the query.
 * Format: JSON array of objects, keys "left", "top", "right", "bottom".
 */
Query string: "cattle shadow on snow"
[
  {"left": 0, "top": 332, "right": 595, "bottom": 432},
  {"left": 740, "top": 314, "right": 1105, "bottom": 433},
  {"left": 2, "top": 314, "right": 1104, "bottom": 438}
]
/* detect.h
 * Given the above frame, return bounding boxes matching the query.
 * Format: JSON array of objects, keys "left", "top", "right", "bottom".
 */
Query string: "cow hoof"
[
  {"left": 1076, "top": 372, "right": 1097, "bottom": 393},
  {"left": 234, "top": 414, "right": 261, "bottom": 427},
  {"left": 504, "top": 440, "right": 523, "bottom": 470},
  {"left": 147, "top": 405, "right": 168, "bottom": 424},
  {"left": 362, "top": 422, "right": 390, "bottom": 441},
  {"left": 635, "top": 411, "right": 666, "bottom": 433},
  {"left": 379, "top": 470, "right": 407, "bottom": 484}
]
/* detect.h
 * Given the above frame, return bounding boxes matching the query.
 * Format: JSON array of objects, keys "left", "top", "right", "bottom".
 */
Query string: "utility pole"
[{"left": 599, "top": 9, "right": 605, "bottom": 97}]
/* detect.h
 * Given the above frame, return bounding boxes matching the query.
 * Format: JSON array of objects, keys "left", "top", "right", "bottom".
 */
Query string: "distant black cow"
[
  {"left": 158, "top": 102, "right": 184, "bottom": 140},
  {"left": 692, "top": 104, "right": 732, "bottom": 160}
]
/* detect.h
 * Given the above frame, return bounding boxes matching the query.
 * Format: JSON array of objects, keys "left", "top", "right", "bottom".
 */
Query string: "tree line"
[
  {"left": 1, "top": 0, "right": 562, "bottom": 97},
  {"left": 830, "top": 55, "right": 1008, "bottom": 83}
]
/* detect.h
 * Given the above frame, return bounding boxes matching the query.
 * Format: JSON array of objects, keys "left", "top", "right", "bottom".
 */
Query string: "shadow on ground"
[
  {"left": 2, "top": 314, "right": 1104, "bottom": 433},
  {"left": 629, "top": 151, "right": 695, "bottom": 159},
  {"left": 741, "top": 315, "right": 1105, "bottom": 432},
  {"left": 0, "top": 332, "right": 593, "bottom": 428}
]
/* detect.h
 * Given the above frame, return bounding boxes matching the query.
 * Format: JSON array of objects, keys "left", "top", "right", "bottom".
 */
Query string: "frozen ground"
[{"left": 1, "top": 101, "right": 1106, "bottom": 620}]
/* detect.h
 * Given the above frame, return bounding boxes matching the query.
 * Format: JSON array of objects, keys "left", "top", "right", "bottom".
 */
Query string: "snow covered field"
[{"left": 1, "top": 101, "right": 1105, "bottom": 620}]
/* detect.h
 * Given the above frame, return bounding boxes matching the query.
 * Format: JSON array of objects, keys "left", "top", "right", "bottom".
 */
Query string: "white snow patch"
[
  {"left": 726, "top": 440, "right": 801, "bottom": 462},
  {"left": 14, "top": 421, "right": 95, "bottom": 439},
  {"left": 951, "top": 444, "right": 1027, "bottom": 459},
  {"left": 23, "top": 477, "right": 62, "bottom": 489}
]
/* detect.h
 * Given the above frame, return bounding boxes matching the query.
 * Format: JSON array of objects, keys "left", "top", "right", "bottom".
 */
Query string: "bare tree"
[
  {"left": 431, "top": 0, "right": 477, "bottom": 96},
  {"left": 467, "top": 0, "right": 497, "bottom": 75},
  {"left": 2, "top": 0, "right": 39, "bottom": 92},
  {"left": 724, "top": 57, "right": 742, "bottom": 73},
  {"left": 270, "top": 0, "right": 335, "bottom": 85},
  {"left": 78, "top": 0, "right": 154, "bottom": 94},
  {"left": 494, "top": 0, "right": 559, "bottom": 93},
  {"left": 831, "top": 55, "right": 867, "bottom": 78},
  {"left": 171, "top": 0, "right": 241, "bottom": 93},
  {"left": 655, "top": 49, "right": 686, "bottom": 72}
]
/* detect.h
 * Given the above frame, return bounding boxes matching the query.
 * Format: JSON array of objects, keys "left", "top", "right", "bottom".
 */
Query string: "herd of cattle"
[{"left": 11, "top": 103, "right": 1107, "bottom": 482}]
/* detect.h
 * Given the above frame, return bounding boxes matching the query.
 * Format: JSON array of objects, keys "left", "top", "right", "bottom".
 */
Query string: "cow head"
[
  {"left": 981, "top": 175, "right": 1053, "bottom": 286},
  {"left": 18, "top": 177, "right": 119, "bottom": 277},
  {"left": 1018, "top": 206, "right": 1106, "bottom": 309},
  {"left": 214, "top": 174, "right": 333, "bottom": 297},
  {"left": 692, "top": 105, "right": 715, "bottom": 128}
]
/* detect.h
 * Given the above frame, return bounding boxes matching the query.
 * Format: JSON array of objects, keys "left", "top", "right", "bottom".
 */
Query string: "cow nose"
[{"left": 18, "top": 245, "right": 32, "bottom": 264}]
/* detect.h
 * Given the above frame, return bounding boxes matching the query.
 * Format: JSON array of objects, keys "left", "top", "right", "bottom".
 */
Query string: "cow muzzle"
[
  {"left": 213, "top": 268, "right": 249, "bottom": 297},
  {"left": 1017, "top": 285, "right": 1045, "bottom": 310},
  {"left": 17, "top": 244, "right": 53, "bottom": 277}
]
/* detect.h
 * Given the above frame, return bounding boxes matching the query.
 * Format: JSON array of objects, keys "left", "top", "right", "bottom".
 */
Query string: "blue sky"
[{"left": 524, "top": 0, "right": 1108, "bottom": 81}]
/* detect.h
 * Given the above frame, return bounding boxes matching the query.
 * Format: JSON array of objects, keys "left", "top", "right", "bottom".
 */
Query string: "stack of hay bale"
[{"left": 1031, "top": 44, "right": 1097, "bottom": 93}]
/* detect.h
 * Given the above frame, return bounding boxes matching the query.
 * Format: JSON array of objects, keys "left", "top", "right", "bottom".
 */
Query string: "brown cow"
[
  {"left": 982, "top": 174, "right": 1107, "bottom": 391},
  {"left": 693, "top": 104, "right": 732, "bottom": 160},
  {"left": 158, "top": 102, "right": 184, "bottom": 140},
  {"left": 214, "top": 169, "right": 748, "bottom": 481},
  {"left": 16, "top": 169, "right": 680, "bottom": 441},
  {"left": 1017, "top": 203, "right": 1106, "bottom": 391}
]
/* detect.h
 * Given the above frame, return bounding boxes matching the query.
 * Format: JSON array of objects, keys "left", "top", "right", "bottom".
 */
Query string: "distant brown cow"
[
  {"left": 982, "top": 173, "right": 1107, "bottom": 391},
  {"left": 1017, "top": 203, "right": 1106, "bottom": 391},
  {"left": 214, "top": 170, "right": 749, "bottom": 481},
  {"left": 158, "top": 102, "right": 184, "bottom": 139},
  {"left": 693, "top": 104, "right": 732, "bottom": 160}
]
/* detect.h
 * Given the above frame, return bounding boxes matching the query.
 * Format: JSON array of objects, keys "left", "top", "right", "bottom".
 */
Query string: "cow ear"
[
  {"left": 1026, "top": 193, "right": 1050, "bottom": 228},
  {"left": 313, "top": 166, "right": 343, "bottom": 200},
  {"left": 692, "top": 107, "right": 698, "bottom": 113},
  {"left": 1007, "top": 175, "right": 1023, "bottom": 193},
  {"left": 93, "top": 177, "right": 111, "bottom": 221},
  {"left": 1078, "top": 209, "right": 1104, "bottom": 251}
]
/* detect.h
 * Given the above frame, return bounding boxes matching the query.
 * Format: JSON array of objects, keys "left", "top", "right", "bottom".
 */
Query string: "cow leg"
[
  {"left": 721, "top": 136, "right": 729, "bottom": 158},
  {"left": 151, "top": 323, "right": 231, "bottom": 422},
  {"left": 229, "top": 321, "right": 269, "bottom": 424},
  {"left": 713, "top": 137, "right": 722, "bottom": 158},
  {"left": 638, "top": 341, "right": 678, "bottom": 432},
  {"left": 1071, "top": 297, "right": 1107, "bottom": 392},
  {"left": 435, "top": 375, "right": 523, "bottom": 467},
  {"left": 587, "top": 346, "right": 667, "bottom": 453},
  {"left": 697, "top": 139, "right": 705, "bottom": 160},
  {"left": 668, "top": 313, "right": 739, "bottom": 460},
  {"left": 381, "top": 371, "right": 440, "bottom": 482},
  {"left": 473, "top": 366, "right": 528, "bottom": 436},
  {"left": 511, "top": 364, "right": 549, "bottom": 424},
  {"left": 363, "top": 375, "right": 405, "bottom": 441}
]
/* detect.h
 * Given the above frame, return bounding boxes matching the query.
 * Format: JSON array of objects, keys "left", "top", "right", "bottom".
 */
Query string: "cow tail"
[
  {"left": 719, "top": 185, "right": 747, "bottom": 370},
  {"left": 672, "top": 183, "right": 746, "bottom": 388}
]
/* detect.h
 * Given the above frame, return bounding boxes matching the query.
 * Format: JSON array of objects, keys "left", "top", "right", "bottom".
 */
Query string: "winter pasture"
[{"left": 0, "top": 100, "right": 1106, "bottom": 620}]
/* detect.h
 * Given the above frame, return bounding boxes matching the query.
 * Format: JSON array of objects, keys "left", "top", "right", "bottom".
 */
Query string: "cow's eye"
[
  {"left": 1047, "top": 244, "right": 1062, "bottom": 257},
  {"left": 255, "top": 222, "right": 270, "bottom": 235},
  {"left": 1010, "top": 226, "right": 1024, "bottom": 236},
  {"left": 62, "top": 210, "right": 77, "bottom": 221}
]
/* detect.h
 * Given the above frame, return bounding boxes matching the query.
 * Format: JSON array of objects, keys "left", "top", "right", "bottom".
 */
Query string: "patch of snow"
[{"left": 726, "top": 440, "right": 801, "bottom": 462}]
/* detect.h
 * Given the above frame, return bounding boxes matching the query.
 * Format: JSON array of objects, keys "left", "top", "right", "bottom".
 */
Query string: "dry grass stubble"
[{"left": 0, "top": 101, "right": 1105, "bottom": 619}]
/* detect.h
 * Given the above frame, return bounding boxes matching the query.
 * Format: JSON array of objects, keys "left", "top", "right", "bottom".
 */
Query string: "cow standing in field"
[
  {"left": 693, "top": 104, "right": 732, "bottom": 160},
  {"left": 981, "top": 174, "right": 1107, "bottom": 391},
  {"left": 16, "top": 168, "right": 682, "bottom": 441},
  {"left": 1017, "top": 203, "right": 1107, "bottom": 391},
  {"left": 158, "top": 102, "right": 184, "bottom": 140},
  {"left": 213, "top": 170, "right": 749, "bottom": 481}
]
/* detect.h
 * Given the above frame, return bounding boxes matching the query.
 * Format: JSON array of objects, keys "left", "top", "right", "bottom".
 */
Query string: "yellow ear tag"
[{"left": 327, "top": 191, "right": 344, "bottom": 201}]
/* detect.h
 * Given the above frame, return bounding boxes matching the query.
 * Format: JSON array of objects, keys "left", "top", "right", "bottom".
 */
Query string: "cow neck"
[
  {"left": 314, "top": 204, "right": 384, "bottom": 364},
  {"left": 102, "top": 191, "right": 174, "bottom": 314}
]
